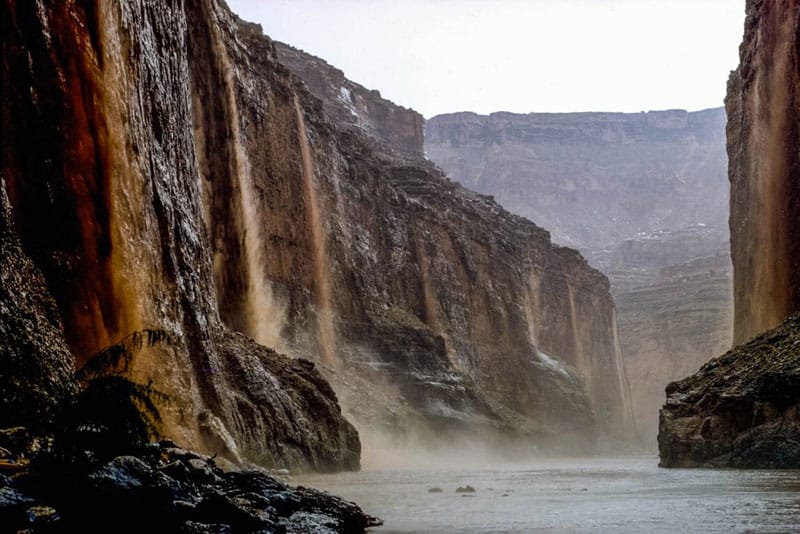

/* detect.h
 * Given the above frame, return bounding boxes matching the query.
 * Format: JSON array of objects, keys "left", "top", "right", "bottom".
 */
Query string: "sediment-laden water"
[{"left": 296, "top": 457, "right": 800, "bottom": 533}]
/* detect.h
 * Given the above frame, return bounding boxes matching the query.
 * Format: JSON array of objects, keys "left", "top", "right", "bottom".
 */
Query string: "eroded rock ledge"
[{"left": 658, "top": 313, "right": 800, "bottom": 468}]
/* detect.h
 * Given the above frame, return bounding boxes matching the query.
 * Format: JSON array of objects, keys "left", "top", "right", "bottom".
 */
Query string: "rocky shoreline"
[
  {"left": 0, "top": 431, "right": 380, "bottom": 533},
  {"left": 658, "top": 313, "right": 800, "bottom": 468}
]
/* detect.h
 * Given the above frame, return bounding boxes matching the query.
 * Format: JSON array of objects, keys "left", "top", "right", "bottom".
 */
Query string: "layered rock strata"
[
  {"left": 425, "top": 109, "right": 733, "bottom": 443},
  {"left": 425, "top": 108, "right": 729, "bottom": 251}
]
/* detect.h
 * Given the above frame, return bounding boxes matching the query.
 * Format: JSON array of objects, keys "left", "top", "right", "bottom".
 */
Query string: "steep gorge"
[
  {"left": 275, "top": 43, "right": 636, "bottom": 449},
  {"left": 425, "top": 109, "right": 733, "bottom": 444},
  {"left": 2, "top": 0, "right": 635, "bottom": 476}
]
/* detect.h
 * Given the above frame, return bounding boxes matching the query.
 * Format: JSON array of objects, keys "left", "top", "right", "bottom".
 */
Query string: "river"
[{"left": 295, "top": 457, "right": 800, "bottom": 533}]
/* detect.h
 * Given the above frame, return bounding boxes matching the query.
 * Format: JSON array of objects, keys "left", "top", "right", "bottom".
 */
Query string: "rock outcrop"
[
  {"left": 658, "top": 313, "right": 800, "bottom": 468},
  {"left": 0, "top": 438, "right": 380, "bottom": 532},
  {"left": 658, "top": 0, "right": 800, "bottom": 468},
  {"left": 726, "top": 0, "right": 800, "bottom": 344},
  {"left": 425, "top": 109, "right": 732, "bottom": 444}
]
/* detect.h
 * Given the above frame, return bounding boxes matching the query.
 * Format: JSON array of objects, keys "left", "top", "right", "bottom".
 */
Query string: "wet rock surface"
[
  {"left": 726, "top": 0, "right": 800, "bottom": 343},
  {"left": 658, "top": 313, "right": 800, "bottom": 468},
  {"left": 269, "top": 20, "right": 633, "bottom": 449},
  {"left": 2, "top": 0, "right": 358, "bottom": 471},
  {"left": 0, "top": 181, "right": 77, "bottom": 433},
  {"left": 0, "top": 439, "right": 380, "bottom": 533}
]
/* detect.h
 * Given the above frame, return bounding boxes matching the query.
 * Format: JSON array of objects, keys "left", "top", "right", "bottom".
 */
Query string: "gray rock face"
[
  {"left": 658, "top": 313, "right": 800, "bottom": 468},
  {"left": 425, "top": 109, "right": 733, "bottom": 444}
]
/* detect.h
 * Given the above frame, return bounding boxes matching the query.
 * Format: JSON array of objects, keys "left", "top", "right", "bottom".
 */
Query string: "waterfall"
[
  {"left": 294, "top": 95, "right": 337, "bottom": 368},
  {"left": 611, "top": 307, "right": 637, "bottom": 434}
]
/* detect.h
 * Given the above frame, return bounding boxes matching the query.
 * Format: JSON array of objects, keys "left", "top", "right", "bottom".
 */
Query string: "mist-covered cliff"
[
  {"left": 424, "top": 109, "right": 732, "bottom": 444},
  {"left": 659, "top": 0, "right": 800, "bottom": 468},
  {"left": 2, "top": 0, "right": 637, "bottom": 473},
  {"left": 274, "top": 43, "right": 636, "bottom": 450}
]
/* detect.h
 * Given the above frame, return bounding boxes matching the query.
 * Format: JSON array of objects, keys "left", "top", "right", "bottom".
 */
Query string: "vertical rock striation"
[
  {"left": 274, "top": 42, "right": 636, "bottom": 448},
  {"left": 425, "top": 109, "right": 732, "bottom": 444},
  {"left": 727, "top": 0, "right": 800, "bottom": 343},
  {"left": 2, "top": 0, "right": 358, "bottom": 472},
  {"left": 659, "top": 0, "right": 800, "bottom": 468}
]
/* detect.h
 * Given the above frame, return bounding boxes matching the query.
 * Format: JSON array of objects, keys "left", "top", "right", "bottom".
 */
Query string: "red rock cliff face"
[
  {"left": 727, "top": 0, "right": 800, "bottom": 343},
  {"left": 2, "top": 0, "right": 635, "bottom": 462},
  {"left": 2, "top": 0, "right": 359, "bottom": 472}
]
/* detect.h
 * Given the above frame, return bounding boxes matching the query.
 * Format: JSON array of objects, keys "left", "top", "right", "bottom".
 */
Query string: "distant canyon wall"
[
  {"left": 727, "top": 0, "right": 800, "bottom": 343},
  {"left": 426, "top": 109, "right": 733, "bottom": 444},
  {"left": 426, "top": 109, "right": 729, "bottom": 251}
]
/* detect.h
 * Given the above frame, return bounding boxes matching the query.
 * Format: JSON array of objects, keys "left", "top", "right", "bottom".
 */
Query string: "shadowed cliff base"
[{"left": 658, "top": 312, "right": 800, "bottom": 468}]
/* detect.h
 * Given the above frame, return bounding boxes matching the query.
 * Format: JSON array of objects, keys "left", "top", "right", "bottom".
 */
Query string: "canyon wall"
[
  {"left": 726, "top": 0, "right": 800, "bottom": 343},
  {"left": 659, "top": 0, "right": 799, "bottom": 468},
  {"left": 2, "top": 0, "right": 635, "bottom": 468},
  {"left": 274, "top": 42, "right": 425, "bottom": 159},
  {"left": 426, "top": 109, "right": 729, "bottom": 251},
  {"left": 2, "top": 0, "right": 359, "bottom": 472},
  {"left": 425, "top": 109, "right": 732, "bottom": 444},
  {"left": 274, "top": 44, "right": 635, "bottom": 449}
]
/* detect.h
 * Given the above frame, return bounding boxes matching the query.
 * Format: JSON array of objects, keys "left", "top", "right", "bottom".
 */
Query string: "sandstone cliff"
[
  {"left": 658, "top": 0, "right": 800, "bottom": 468},
  {"left": 272, "top": 43, "right": 635, "bottom": 449},
  {"left": 726, "top": 0, "right": 800, "bottom": 344},
  {"left": 425, "top": 109, "right": 733, "bottom": 444},
  {"left": 2, "top": 0, "right": 358, "bottom": 472},
  {"left": 2, "top": 0, "right": 636, "bottom": 469}
]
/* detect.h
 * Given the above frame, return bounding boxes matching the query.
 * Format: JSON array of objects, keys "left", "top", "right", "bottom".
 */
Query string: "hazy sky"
[{"left": 227, "top": 0, "right": 745, "bottom": 118}]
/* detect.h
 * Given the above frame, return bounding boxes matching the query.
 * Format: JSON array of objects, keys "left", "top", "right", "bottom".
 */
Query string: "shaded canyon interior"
[
  {"left": 2, "top": 0, "right": 637, "bottom": 482},
  {"left": 1, "top": 0, "right": 798, "bottom": 501}
]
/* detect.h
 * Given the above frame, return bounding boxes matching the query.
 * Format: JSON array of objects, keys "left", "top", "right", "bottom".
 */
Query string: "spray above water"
[{"left": 294, "top": 95, "right": 338, "bottom": 368}]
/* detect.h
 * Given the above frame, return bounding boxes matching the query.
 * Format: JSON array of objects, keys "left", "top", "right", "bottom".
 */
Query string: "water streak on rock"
[{"left": 294, "top": 95, "right": 337, "bottom": 367}]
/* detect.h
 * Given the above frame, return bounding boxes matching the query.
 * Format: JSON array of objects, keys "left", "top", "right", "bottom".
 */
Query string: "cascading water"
[
  {"left": 294, "top": 95, "right": 338, "bottom": 368},
  {"left": 611, "top": 307, "right": 637, "bottom": 434},
  {"left": 567, "top": 285, "right": 586, "bottom": 372},
  {"left": 214, "top": 23, "right": 286, "bottom": 350}
]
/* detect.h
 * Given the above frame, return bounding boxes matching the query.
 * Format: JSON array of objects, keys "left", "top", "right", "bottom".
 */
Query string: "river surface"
[{"left": 296, "top": 457, "right": 800, "bottom": 533}]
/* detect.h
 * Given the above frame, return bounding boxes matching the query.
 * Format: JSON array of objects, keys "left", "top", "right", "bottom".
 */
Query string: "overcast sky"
[{"left": 227, "top": 0, "right": 745, "bottom": 118}]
